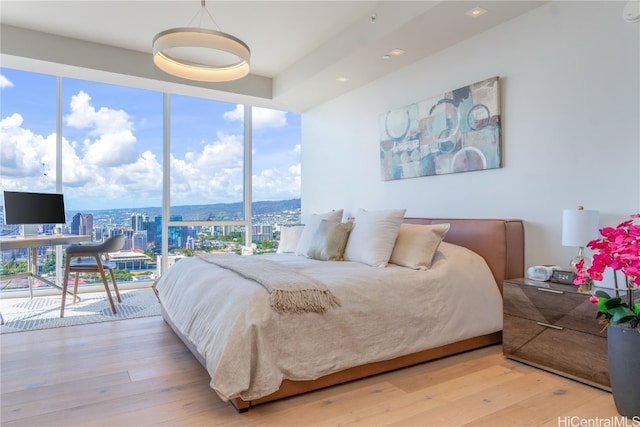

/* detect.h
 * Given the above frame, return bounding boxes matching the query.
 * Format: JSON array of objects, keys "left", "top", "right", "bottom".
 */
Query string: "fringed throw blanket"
[{"left": 197, "top": 254, "right": 340, "bottom": 314}]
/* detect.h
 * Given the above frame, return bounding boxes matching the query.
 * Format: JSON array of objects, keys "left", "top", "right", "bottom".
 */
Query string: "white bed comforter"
[{"left": 154, "top": 242, "right": 503, "bottom": 401}]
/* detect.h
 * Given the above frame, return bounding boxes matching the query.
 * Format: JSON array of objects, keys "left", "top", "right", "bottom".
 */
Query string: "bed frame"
[{"left": 160, "top": 217, "right": 524, "bottom": 412}]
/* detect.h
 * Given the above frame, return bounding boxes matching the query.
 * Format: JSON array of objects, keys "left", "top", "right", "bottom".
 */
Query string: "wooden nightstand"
[{"left": 503, "top": 278, "right": 610, "bottom": 391}]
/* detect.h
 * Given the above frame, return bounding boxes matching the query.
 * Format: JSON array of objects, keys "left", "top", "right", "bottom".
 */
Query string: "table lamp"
[{"left": 562, "top": 206, "right": 600, "bottom": 272}]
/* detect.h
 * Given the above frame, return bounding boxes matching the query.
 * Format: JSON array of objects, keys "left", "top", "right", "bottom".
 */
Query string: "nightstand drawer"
[
  {"left": 503, "top": 281, "right": 605, "bottom": 336},
  {"left": 503, "top": 314, "right": 610, "bottom": 389}
]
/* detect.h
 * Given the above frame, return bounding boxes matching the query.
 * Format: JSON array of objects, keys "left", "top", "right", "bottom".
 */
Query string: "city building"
[
  {"left": 71, "top": 213, "right": 93, "bottom": 237},
  {"left": 108, "top": 250, "right": 152, "bottom": 271}
]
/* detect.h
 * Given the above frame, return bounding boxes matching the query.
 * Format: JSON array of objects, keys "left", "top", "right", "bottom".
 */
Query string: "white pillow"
[
  {"left": 307, "top": 220, "right": 353, "bottom": 261},
  {"left": 276, "top": 225, "right": 305, "bottom": 254},
  {"left": 343, "top": 208, "right": 406, "bottom": 267},
  {"left": 389, "top": 223, "right": 450, "bottom": 270},
  {"left": 295, "top": 210, "right": 344, "bottom": 256}
]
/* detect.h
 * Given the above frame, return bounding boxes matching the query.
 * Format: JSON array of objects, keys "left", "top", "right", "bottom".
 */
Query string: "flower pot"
[{"left": 607, "top": 324, "right": 640, "bottom": 417}]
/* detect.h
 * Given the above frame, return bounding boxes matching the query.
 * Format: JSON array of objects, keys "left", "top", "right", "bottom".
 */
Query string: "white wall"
[{"left": 302, "top": 1, "right": 640, "bottom": 272}]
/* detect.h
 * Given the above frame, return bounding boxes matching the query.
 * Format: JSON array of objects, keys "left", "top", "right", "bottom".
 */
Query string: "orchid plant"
[{"left": 574, "top": 214, "right": 640, "bottom": 332}]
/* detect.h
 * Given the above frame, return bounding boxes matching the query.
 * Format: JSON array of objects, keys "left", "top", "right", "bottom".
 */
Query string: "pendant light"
[{"left": 152, "top": 0, "right": 250, "bottom": 82}]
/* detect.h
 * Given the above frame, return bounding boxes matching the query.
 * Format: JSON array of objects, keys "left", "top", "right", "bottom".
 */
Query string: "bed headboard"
[{"left": 403, "top": 218, "right": 524, "bottom": 293}]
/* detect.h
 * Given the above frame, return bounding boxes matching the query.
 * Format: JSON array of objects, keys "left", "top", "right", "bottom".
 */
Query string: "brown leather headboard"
[{"left": 403, "top": 218, "right": 524, "bottom": 293}]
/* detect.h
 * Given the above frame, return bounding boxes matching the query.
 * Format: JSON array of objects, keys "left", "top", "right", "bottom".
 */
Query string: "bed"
[{"left": 154, "top": 216, "right": 524, "bottom": 412}]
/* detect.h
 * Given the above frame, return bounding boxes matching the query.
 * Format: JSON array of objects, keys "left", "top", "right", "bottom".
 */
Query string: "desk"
[{"left": 0, "top": 234, "right": 91, "bottom": 296}]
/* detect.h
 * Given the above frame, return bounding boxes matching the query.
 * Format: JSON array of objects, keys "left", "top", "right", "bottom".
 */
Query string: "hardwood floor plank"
[
  {"left": 0, "top": 316, "right": 619, "bottom": 426},
  {"left": 537, "top": 394, "right": 620, "bottom": 427},
  {"left": 2, "top": 316, "right": 162, "bottom": 352},
  {"left": 463, "top": 376, "right": 605, "bottom": 426},
  {"left": 0, "top": 345, "right": 193, "bottom": 394},
  {"left": 247, "top": 382, "right": 408, "bottom": 426},
  {"left": 66, "top": 384, "right": 233, "bottom": 427},
  {"left": 389, "top": 346, "right": 505, "bottom": 393},
  {"left": 1, "top": 369, "right": 206, "bottom": 423},
  {"left": 387, "top": 372, "right": 568, "bottom": 426},
  {"left": 0, "top": 371, "right": 132, "bottom": 407},
  {"left": 321, "top": 365, "right": 523, "bottom": 426},
  {"left": 126, "top": 349, "right": 205, "bottom": 382}
]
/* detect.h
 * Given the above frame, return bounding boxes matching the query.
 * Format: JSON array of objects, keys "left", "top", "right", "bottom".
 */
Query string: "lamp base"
[{"left": 569, "top": 247, "right": 590, "bottom": 272}]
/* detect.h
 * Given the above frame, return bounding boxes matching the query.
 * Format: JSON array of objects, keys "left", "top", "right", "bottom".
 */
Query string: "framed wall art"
[{"left": 380, "top": 76, "right": 502, "bottom": 181}]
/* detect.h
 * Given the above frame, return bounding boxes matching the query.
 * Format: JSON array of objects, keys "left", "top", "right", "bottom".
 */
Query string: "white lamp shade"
[{"left": 562, "top": 208, "right": 599, "bottom": 247}]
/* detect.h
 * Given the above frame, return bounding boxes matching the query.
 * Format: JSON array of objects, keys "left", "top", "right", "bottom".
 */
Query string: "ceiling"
[{"left": 0, "top": 1, "right": 547, "bottom": 112}]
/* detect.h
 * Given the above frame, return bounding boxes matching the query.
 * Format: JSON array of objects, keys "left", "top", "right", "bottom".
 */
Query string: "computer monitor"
[{"left": 2, "top": 191, "right": 66, "bottom": 226}]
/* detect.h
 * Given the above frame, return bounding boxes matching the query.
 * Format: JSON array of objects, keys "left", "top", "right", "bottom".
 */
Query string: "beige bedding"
[
  {"left": 154, "top": 242, "right": 503, "bottom": 402},
  {"left": 196, "top": 253, "right": 340, "bottom": 313}
]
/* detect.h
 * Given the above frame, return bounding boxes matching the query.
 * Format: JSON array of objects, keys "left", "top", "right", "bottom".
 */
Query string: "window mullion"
[
  {"left": 162, "top": 93, "right": 171, "bottom": 274},
  {"left": 244, "top": 104, "right": 252, "bottom": 251}
]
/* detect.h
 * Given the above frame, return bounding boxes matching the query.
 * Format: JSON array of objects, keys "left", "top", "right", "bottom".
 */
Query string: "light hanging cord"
[{"left": 152, "top": 0, "right": 250, "bottom": 82}]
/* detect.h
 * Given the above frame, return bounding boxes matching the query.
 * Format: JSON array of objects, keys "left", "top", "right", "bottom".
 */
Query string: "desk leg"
[
  {"left": 0, "top": 274, "right": 78, "bottom": 299},
  {"left": 29, "top": 247, "right": 36, "bottom": 299},
  {"left": 1, "top": 247, "right": 79, "bottom": 301},
  {"left": 34, "top": 273, "right": 79, "bottom": 300}
]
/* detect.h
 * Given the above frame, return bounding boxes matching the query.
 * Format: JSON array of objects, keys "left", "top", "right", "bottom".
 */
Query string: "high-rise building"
[
  {"left": 133, "top": 231, "right": 148, "bottom": 251},
  {"left": 143, "top": 219, "right": 157, "bottom": 249},
  {"left": 71, "top": 213, "right": 93, "bottom": 237},
  {"left": 131, "top": 214, "right": 147, "bottom": 232},
  {"left": 154, "top": 215, "right": 162, "bottom": 248},
  {"left": 155, "top": 215, "right": 184, "bottom": 248},
  {"left": 252, "top": 225, "right": 273, "bottom": 242}
]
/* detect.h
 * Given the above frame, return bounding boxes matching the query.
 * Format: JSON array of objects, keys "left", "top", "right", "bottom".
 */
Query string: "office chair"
[{"left": 60, "top": 235, "right": 125, "bottom": 318}]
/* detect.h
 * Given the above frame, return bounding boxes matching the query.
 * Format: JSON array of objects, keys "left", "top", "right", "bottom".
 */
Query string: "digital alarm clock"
[
  {"left": 550, "top": 269, "right": 577, "bottom": 285},
  {"left": 526, "top": 265, "right": 562, "bottom": 281}
]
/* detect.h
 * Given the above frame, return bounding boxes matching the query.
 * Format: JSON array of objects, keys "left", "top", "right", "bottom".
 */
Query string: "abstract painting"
[{"left": 380, "top": 76, "right": 501, "bottom": 181}]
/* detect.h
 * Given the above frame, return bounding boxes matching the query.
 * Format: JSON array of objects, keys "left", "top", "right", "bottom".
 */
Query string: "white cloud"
[
  {"left": 170, "top": 132, "right": 245, "bottom": 205},
  {"left": 83, "top": 129, "right": 138, "bottom": 167},
  {"left": 0, "top": 113, "right": 55, "bottom": 185},
  {"left": 0, "top": 74, "right": 14, "bottom": 89},
  {"left": 60, "top": 135, "right": 96, "bottom": 188},
  {"left": 66, "top": 91, "right": 131, "bottom": 134},
  {"left": 111, "top": 150, "right": 162, "bottom": 188},
  {"left": 222, "top": 104, "right": 243, "bottom": 122},
  {"left": 288, "top": 163, "right": 301, "bottom": 175},
  {"left": 223, "top": 104, "right": 288, "bottom": 130},
  {"left": 66, "top": 91, "right": 138, "bottom": 167},
  {"left": 2, "top": 90, "right": 299, "bottom": 209},
  {"left": 192, "top": 132, "right": 243, "bottom": 170},
  {"left": 252, "top": 163, "right": 301, "bottom": 201},
  {"left": 253, "top": 107, "right": 287, "bottom": 130}
]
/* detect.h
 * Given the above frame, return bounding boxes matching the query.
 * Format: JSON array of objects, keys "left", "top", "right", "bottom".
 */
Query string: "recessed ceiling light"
[
  {"left": 388, "top": 48, "right": 406, "bottom": 57},
  {"left": 381, "top": 48, "right": 405, "bottom": 60},
  {"left": 336, "top": 77, "right": 350, "bottom": 83},
  {"left": 466, "top": 7, "right": 487, "bottom": 18}
]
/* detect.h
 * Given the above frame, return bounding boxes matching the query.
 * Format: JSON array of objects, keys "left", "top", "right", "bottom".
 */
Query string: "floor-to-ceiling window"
[
  {"left": 164, "top": 95, "right": 248, "bottom": 266},
  {"left": 251, "top": 106, "right": 302, "bottom": 252},
  {"left": 0, "top": 67, "right": 301, "bottom": 293},
  {"left": 0, "top": 69, "right": 58, "bottom": 289},
  {"left": 61, "top": 77, "right": 163, "bottom": 284}
]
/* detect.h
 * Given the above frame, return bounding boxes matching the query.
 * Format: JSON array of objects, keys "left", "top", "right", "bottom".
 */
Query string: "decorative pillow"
[
  {"left": 343, "top": 208, "right": 406, "bottom": 267},
  {"left": 307, "top": 220, "right": 353, "bottom": 261},
  {"left": 389, "top": 223, "right": 450, "bottom": 270},
  {"left": 295, "top": 209, "right": 344, "bottom": 256},
  {"left": 276, "top": 225, "right": 305, "bottom": 254}
]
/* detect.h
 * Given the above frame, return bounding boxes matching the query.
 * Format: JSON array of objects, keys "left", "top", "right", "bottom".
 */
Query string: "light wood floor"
[{"left": 0, "top": 316, "right": 619, "bottom": 427}]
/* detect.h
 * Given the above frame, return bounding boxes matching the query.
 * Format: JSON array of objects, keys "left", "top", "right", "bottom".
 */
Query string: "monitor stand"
[{"left": 22, "top": 224, "right": 40, "bottom": 236}]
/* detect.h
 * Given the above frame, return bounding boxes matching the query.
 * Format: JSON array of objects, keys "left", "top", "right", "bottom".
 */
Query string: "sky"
[{"left": 0, "top": 67, "right": 301, "bottom": 211}]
